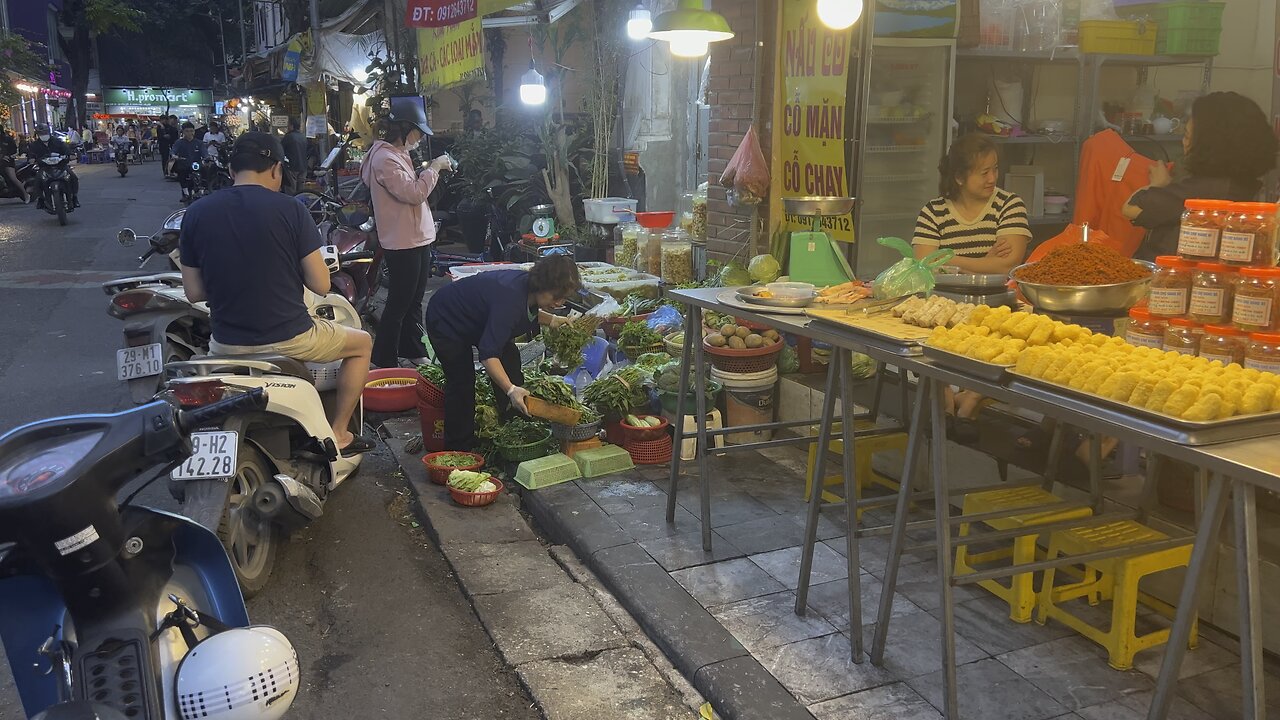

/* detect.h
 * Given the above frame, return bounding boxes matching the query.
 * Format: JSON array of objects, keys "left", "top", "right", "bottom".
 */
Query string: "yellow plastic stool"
[
  {"left": 804, "top": 421, "right": 906, "bottom": 512},
  {"left": 1036, "top": 520, "right": 1195, "bottom": 670},
  {"left": 954, "top": 487, "right": 1093, "bottom": 623}
]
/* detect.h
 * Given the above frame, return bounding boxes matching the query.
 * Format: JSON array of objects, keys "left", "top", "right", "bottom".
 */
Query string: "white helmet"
[{"left": 175, "top": 626, "right": 300, "bottom": 720}]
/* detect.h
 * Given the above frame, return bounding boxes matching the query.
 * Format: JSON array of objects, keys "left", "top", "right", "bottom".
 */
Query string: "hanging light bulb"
[
  {"left": 816, "top": 0, "right": 863, "bottom": 30},
  {"left": 626, "top": 4, "right": 652, "bottom": 40},
  {"left": 352, "top": 67, "right": 368, "bottom": 84},
  {"left": 669, "top": 36, "right": 710, "bottom": 57},
  {"left": 519, "top": 64, "right": 547, "bottom": 105}
]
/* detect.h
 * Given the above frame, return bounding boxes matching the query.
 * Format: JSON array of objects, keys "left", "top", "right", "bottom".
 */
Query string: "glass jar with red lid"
[
  {"left": 1244, "top": 332, "right": 1280, "bottom": 375},
  {"left": 1199, "top": 324, "right": 1247, "bottom": 366},
  {"left": 1232, "top": 267, "right": 1280, "bottom": 332},
  {"left": 1220, "top": 202, "right": 1279, "bottom": 266},
  {"left": 1162, "top": 317, "right": 1202, "bottom": 356},
  {"left": 1188, "top": 262, "right": 1236, "bottom": 325},
  {"left": 1147, "top": 256, "right": 1195, "bottom": 317},
  {"left": 1124, "top": 307, "right": 1166, "bottom": 349},
  {"left": 1178, "top": 199, "right": 1231, "bottom": 261}
]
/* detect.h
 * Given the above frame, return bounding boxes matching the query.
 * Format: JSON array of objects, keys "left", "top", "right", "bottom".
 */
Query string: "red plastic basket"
[
  {"left": 619, "top": 414, "right": 670, "bottom": 442},
  {"left": 416, "top": 377, "right": 445, "bottom": 408},
  {"left": 702, "top": 338, "right": 783, "bottom": 373},
  {"left": 602, "top": 312, "right": 654, "bottom": 340},
  {"left": 363, "top": 369, "right": 420, "bottom": 412},
  {"left": 625, "top": 435, "right": 673, "bottom": 465},
  {"left": 734, "top": 316, "right": 773, "bottom": 332},
  {"left": 449, "top": 477, "right": 504, "bottom": 507},
  {"left": 422, "top": 451, "right": 485, "bottom": 485}
]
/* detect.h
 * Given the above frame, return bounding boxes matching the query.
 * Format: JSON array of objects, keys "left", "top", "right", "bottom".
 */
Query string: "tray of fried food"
[
  {"left": 922, "top": 306, "right": 1093, "bottom": 380},
  {"left": 812, "top": 281, "right": 872, "bottom": 305},
  {"left": 1010, "top": 338, "right": 1280, "bottom": 427},
  {"left": 893, "top": 295, "right": 978, "bottom": 328}
]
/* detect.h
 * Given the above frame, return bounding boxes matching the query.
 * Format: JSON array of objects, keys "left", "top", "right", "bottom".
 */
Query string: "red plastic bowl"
[
  {"left": 635, "top": 211, "right": 675, "bottom": 229},
  {"left": 619, "top": 414, "right": 670, "bottom": 442},
  {"left": 449, "top": 477, "right": 504, "bottom": 507},
  {"left": 422, "top": 451, "right": 485, "bottom": 485},
  {"left": 363, "top": 368, "right": 420, "bottom": 412}
]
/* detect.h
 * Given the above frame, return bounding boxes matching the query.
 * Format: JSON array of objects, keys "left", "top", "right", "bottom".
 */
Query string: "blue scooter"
[{"left": 0, "top": 389, "right": 301, "bottom": 719}]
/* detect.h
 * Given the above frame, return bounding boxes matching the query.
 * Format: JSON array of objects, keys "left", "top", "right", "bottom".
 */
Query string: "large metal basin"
[
  {"left": 783, "top": 196, "right": 856, "bottom": 216},
  {"left": 1010, "top": 261, "right": 1155, "bottom": 315}
]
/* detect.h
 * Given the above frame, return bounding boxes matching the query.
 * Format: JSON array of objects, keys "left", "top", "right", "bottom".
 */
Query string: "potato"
[
  {"left": 735, "top": 326, "right": 751, "bottom": 339},
  {"left": 763, "top": 329, "right": 781, "bottom": 341},
  {"left": 707, "top": 334, "right": 727, "bottom": 347},
  {"left": 727, "top": 335, "right": 747, "bottom": 349},
  {"left": 744, "top": 333, "right": 764, "bottom": 348},
  {"left": 720, "top": 324, "right": 736, "bottom": 337}
]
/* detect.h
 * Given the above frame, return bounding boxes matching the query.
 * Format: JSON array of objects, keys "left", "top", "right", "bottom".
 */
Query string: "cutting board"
[{"left": 804, "top": 307, "right": 933, "bottom": 343}]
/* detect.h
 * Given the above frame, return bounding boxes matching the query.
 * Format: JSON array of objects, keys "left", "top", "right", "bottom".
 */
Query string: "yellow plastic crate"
[{"left": 1079, "top": 20, "right": 1156, "bottom": 55}]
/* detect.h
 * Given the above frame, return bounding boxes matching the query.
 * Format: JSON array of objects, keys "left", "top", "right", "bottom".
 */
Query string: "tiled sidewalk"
[{"left": 553, "top": 444, "right": 1274, "bottom": 720}]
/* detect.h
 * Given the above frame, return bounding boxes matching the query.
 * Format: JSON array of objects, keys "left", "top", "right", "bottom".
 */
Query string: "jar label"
[
  {"left": 1199, "top": 352, "right": 1237, "bottom": 366},
  {"left": 1163, "top": 345, "right": 1197, "bottom": 356},
  {"left": 1189, "top": 287, "right": 1225, "bottom": 317},
  {"left": 1125, "top": 330, "right": 1164, "bottom": 349},
  {"left": 1233, "top": 294, "right": 1274, "bottom": 328},
  {"left": 1220, "top": 231, "right": 1256, "bottom": 262},
  {"left": 1244, "top": 359, "right": 1280, "bottom": 375},
  {"left": 1178, "top": 226, "right": 1219, "bottom": 257},
  {"left": 1147, "top": 287, "right": 1188, "bottom": 316}
]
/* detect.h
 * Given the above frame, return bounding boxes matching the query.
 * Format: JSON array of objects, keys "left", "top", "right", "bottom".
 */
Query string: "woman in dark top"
[
  {"left": 1124, "top": 92, "right": 1278, "bottom": 261},
  {"left": 425, "top": 256, "right": 582, "bottom": 451}
]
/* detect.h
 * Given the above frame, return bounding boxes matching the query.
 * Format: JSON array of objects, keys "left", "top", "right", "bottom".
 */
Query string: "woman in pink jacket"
[{"left": 361, "top": 96, "right": 452, "bottom": 368}]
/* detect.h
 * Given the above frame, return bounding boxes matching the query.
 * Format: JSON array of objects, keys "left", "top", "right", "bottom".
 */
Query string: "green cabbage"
[
  {"left": 718, "top": 262, "right": 753, "bottom": 287},
  {"left": 748, "top": 254, "right": 782, "bottom": 283}
]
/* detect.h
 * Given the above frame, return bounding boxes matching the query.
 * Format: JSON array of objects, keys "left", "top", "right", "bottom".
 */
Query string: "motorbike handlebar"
[
  {"left": 338, "top": 251, "right": 375, "bottom": 263},
  {"left": 177, "top": 388, "right": 268, "bottom": 434}
]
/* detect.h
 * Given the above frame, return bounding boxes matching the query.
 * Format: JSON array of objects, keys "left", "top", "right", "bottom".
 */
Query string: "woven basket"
[
  {"left": 496, "top": 426, "right": 554, "bottom": 463},
  {"left": 702, "top": 339, "right": 783, "bottom": 373},
  {"left": 625, "top": 435, "right": 673, "bottom": 465},
  {"left": 449, "top": 478, "right": 503, "bottom": 507},
  {"left": 416, "top": 377, "right": 445, "bottom": 408},
  {"left": 663, "top": 332, "right": 686, "bottom": 357},
  {"left": 550, "top": 419, "right": 603, "bottom": 442}
]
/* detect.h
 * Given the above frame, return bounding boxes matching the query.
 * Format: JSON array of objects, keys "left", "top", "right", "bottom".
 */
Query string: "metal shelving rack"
[{"left": 956, "top": 47, "right": 1214, "bottom": 228}]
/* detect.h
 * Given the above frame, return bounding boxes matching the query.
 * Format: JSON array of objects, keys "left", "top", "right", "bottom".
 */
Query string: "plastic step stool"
[
  {"left": 1036, "top": 520, "right": 1195, "bottom": 670},
  {"left": 954, "top": 487, "right": 1093, "bottom": 623},
  {"left": 805, "top": 421, "right": 906, "bottom": 514},
  {"left": 663, "top": 409, "right": 724, "bottom": 461}
]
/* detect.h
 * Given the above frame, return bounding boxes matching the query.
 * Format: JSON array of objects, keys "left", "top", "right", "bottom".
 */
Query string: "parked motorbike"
[
  {"left": 0, "top": 156, "right": 37, "bottom": 202},
  {"left": 185, "top": 150, "right": 232, "bottom": 204},
  {"left": 295, "top": 191, "right": 382, "bottom": 317},
  {"left": 0, "top": 388, "right": 302, "bottom": 720},
  {"left": 162, "top": 285, "right": 365, "bottom": 594},
  {"left": 428, "top": 187, "right": 511, "bottom": 277},
  {"left": 35, "top": 153, "right": 76, "bottom": 225}
]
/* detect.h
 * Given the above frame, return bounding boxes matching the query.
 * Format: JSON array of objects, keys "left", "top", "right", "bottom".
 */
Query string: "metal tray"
[
  {"left": 735, "top": 287, "right": 815, "bottom": 309},
  {"left": 1007, "top": 369, "right": 1280, "bottom": 445},
  {"left": 922, "top": 345, "right": 1013, "bottom": 382},
  {"left": 715, "top": 289, "right": 809, "bottom": 315},
  {"left": 934, "top": 267, "right": 1010, "bottom": 289},
  {"left": 805, "top": 315, "right": 924, "bottom": 357}
]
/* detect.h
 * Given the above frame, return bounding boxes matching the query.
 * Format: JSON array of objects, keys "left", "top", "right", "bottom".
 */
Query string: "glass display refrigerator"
[{"left": 854, "top": 38, "right": 956, "bottom": 276}]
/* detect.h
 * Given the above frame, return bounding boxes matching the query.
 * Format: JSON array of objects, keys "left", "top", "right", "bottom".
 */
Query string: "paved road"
[{"left": 0, "top": 163, "right": 537, "bottom": 719}]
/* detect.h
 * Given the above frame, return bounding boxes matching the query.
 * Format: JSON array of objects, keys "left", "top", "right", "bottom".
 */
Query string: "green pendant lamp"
[{"left": 648, "top": 0, "right": 734, "bottom": 57}]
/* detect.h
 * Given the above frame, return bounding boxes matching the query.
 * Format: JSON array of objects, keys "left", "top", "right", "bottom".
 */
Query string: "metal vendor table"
[{"left": 664, "top": 287, "right": 1275, "bottom": 720}]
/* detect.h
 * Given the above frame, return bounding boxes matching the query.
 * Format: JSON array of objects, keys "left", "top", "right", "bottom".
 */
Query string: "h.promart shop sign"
[{"left": 104, "top": 87, "right": 213, "bottom": 109}]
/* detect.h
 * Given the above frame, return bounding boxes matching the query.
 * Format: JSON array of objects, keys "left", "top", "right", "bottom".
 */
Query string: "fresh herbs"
[
  {"left": 427, "top": 452, "right": 480, "bottom": 468},
  {"left": 623, "top": 294, "right": 664, "bottom": 316},
  {"left": 417, "top": 363, "right": 446, "bottom": 388},
  {"left": 618, "top": 320, "right": 662, "bottom": 351},
  {"left": 493, "top": 418, "right": 551, "bottom": 447},
  {"left": 584, "top": 366, "right": 649, "bottom": 414},
  {"left": 542, "top": 315, "right": 600, "bottom": 368},
  {"left": 524, "top": 370, "right": 578, "bottom": 407},
  {"left": 633, "top": 352, "right": 672, "bottom": 370}
]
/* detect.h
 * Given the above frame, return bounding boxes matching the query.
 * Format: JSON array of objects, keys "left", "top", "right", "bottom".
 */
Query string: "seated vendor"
[
  {"left": 913, "top": 134, "right": 1032, "bottom": 274},
  {"left": 1122, "top": 91, "right": 1277, "bottom": 262}
]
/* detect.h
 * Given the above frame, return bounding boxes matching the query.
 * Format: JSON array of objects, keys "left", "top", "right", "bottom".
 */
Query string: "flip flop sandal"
[{"left": 340, "top": 435, "right": 377, "bottom": 456}]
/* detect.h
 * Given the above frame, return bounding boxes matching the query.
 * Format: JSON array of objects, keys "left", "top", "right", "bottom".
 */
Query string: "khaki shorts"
[{"left": 211, "top": 318, "right": 349, "bottom": 363}]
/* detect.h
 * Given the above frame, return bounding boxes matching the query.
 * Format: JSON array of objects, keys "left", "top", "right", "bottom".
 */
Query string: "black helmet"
[
  {"left": 387, "top": 95, "right": 432, "bottom": 137},
  {"left": 35, "top": 123, "right": 50, "bottom": 135}
]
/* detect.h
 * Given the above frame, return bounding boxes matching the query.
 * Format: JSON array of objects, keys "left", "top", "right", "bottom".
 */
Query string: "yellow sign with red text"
[
  {"left": 777, "top": 1, "right": 853, "bottom": 242},
  {"left": 417, "top": 17, "right": 485, "bottom": 93}
]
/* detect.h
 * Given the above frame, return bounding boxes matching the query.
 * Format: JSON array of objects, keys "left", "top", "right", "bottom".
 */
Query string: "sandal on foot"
[{"left": 340, "top": 435, "right": 377, "bottom": 456}]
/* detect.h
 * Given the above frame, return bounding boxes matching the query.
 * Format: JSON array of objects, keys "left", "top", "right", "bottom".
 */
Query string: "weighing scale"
[{"left": 782, "top": 196, "right": 856, "bottom": 287}]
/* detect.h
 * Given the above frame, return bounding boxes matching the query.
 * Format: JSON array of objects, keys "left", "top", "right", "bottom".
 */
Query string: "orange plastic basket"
[
  {"left": 422, "top": 451, "right": 485, "bottom": 485},
  {"left": 625, "top": 435, "right": 673, "bottom": 465},
  {"left": 449, "top": 477, "right": 504, "bottom": 507},
  {"left": 702, "top": 338, "right": 783, "bottom": 373}
]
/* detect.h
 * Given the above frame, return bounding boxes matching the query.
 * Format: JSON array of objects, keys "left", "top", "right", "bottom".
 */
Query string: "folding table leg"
[
  {"left": 667, "top": 304, "right": 699, "bottom": 523},
  {"left": 929, "top": 377, "right": 959, "bottom": 719},
  {"left": 1039, "top": 421, "right": 1067, "bottom": 491},
  {"left": 869, "top": 361, "right": 885, "bottom": 423},
  {"left": 840, "top": 355, "right": 864, "bottom": 661},
  {"left": 1235, "top": 482, "right": 1265, "bottom": 720},
  {"left": 795, "top": 348, "right": 843, "bottom": 613},
  {"left": 1088, "top": 433, "right": 1104, "bottom": 513},
  {"left": 693, "top": 308, "right": 712, "bottom": 551},
  {"left": 1147, "top": 475, "right": 1230, "bottom": 720},
  {"left": 871, "top": 377, "right": 930, "bottom": 665}
]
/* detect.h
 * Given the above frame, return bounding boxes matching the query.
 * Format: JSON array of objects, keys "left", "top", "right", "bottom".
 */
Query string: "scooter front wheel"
[{"left": 54, "top": 192, "right": 67, "bottom": 225}]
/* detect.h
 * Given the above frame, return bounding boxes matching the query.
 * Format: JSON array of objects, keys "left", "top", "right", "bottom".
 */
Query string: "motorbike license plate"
[
  {"left": 116, "top": 343, "right": 164, "bottom": 381},
  {"left": 172, "top": 431, "right": 239, "bottom": 481}
]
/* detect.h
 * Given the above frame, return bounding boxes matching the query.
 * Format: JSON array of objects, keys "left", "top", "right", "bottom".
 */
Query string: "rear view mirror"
[{"left": 118, "top": 228, "right": 137, "bottom": 247}]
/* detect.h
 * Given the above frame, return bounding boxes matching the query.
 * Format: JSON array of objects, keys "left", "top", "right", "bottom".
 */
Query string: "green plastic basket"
[
  {"left": 574, "top": 445, "right": 636, "bottom": 479},
  {"left": 515, "top": 453, "right": 582, "bottom": 490},
  {"left": 496, "top": 427, "right": 554, "bottom": 463},
  {"left": 1116, "top": 1, "right": 1223, "bottom": 55},
  {"left": 1155, "top": 26, "right": 1221, "bottom": 56}
]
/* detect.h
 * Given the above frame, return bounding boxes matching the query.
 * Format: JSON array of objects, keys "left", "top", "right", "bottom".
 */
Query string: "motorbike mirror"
[
  {"left": 359, "top": 218, "right": 376, "bottom": 232},
  {"left": 118, "top": 228, "right": 137, "bottom": 247}
]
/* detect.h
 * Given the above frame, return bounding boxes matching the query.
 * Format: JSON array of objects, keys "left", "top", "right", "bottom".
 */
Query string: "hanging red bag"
[{"left": 718, "top": 125, "right": 770, "bottom": 205}]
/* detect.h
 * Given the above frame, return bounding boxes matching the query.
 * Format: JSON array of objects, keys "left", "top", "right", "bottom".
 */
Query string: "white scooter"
[{"left": 160, "top": 253, "right": 364, "bottom": 596}]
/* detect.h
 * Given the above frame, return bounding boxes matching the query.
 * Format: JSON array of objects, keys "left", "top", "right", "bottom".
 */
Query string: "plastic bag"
[
  {"left": 645, "top": 305, "right": 684, "bottom": 335},
  {"left": 719, "top": 125, "right": 769, "bottom": 205},
  {"left": 587, "top": 296, "right": 622, "bottom": 318},
  {"left": 872, "top": 237, "right": 954, "bottom": 300},
  {"left": 1080, "top": 0, "right": 1118, "bottom": 20}
]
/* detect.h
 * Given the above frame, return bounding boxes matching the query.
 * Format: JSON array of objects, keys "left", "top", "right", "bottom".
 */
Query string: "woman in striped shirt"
[{"left": 912, "top": 134, "right": 1031, "bottom": 273}]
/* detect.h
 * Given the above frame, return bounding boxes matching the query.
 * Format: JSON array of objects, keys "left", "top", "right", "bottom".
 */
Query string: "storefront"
[
  {"left": 8, "top": 78, "right": 71, "bottom": 135},
  {"left": 102, "top": 87, "right": 214, "bottom": 126}
]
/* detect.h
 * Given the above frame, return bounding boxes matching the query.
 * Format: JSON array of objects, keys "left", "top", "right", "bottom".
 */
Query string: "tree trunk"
[
  {"left": 541, "top": 126, "right": 575, "bottom": 229},
  {"left": 69, "top": 24, "right": 92, "bottom": 130}
]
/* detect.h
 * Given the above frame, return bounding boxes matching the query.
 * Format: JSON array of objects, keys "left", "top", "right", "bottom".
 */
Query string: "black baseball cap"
[{"left": 232, "top": 131, "right": 290, "bottom": 166}]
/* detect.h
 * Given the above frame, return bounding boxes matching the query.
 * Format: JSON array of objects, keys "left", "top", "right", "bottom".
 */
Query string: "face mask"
[{"left": 38, "top": 135, "right": 50, "bottom": 142}]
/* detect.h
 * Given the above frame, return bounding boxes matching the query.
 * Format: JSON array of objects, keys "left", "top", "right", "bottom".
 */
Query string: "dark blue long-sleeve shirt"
[{"left": 426, "top": 269, "right": 537, "bottom": 360}]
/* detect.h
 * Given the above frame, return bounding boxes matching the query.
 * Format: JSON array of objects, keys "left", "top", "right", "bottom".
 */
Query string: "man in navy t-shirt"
[{"left": 179, "top": 132, "right": 374, "bottom": 455}]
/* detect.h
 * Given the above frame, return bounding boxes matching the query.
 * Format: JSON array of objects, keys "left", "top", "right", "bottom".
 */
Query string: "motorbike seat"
[{"left": 203, "top": 353, "right": 315, "bottom": 383}]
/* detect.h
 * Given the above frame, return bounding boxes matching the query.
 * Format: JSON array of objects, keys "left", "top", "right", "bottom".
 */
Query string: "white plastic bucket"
[
  {"left": 711, "top": 366, "right": 778, "bottom": 445},
  {"left": 584, "top": 197, "right": 639, "bottom": 224}
]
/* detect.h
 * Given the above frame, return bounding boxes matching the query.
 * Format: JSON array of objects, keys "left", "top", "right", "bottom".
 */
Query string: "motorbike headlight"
[
  {"left": 41, "top": 157, "right": 60, "bottom": 166},
  {"left": 162, "top": 209, "right": 186, "bottom": 231},
  {"left": 191, "top": 162, "right": 200, "bottom": 171}
]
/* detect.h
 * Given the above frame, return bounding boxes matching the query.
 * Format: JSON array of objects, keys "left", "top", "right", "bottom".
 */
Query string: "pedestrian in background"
[
  {"left": 282, "top": 117, "right": 307, "bottom": 194},
  {"left": 360, "top": 96, "right": 452, "bottom": 368},
  {"left": 159, "top": 115, "right": 179, "bottom": 178}
]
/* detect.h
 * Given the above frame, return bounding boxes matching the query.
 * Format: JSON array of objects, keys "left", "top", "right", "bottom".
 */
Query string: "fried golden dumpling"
[
  {"left": 1128, "top": 377, "right": 1159, "bottom": 407},
  {"left": 1181, "top": 393, "right": 1222, "bottom": 422},
  {"left": 1144, "top": 379, "right": 1179, "bottom": 411},
  {"left": 1161, "top": 385, "right": 1200, "bottom": 417},
  {"left": 1240, "top": 384, "right": 1273, "bottom": 414},
  {"left": 1106, "top": 372, "right": 1142, "bottom": 402},
  {"left": 1082, "top": 366, "right": 1115, "bottom": 394}
]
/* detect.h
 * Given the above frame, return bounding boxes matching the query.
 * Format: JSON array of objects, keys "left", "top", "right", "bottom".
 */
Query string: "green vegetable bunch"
[
  {"left": 524, "top": 370, "right": 578, "bottom": 407},
  {"left": 618, "top": 320, "right": 662, "bottom": 351},
  {"left": 542, "top": 315, "right": 600, "bottom": 369},
  {"left": 430, "top": 452, "right": 481, "bottom": 468},
  {"left": 654, "top": 360, "right": 716, "bottom": 395},
  {"left": 584, "top": 366, "right": 649, "bottom": 415},
  {"left": 494, "top": 418, "right": 551, "bottom": 447},
  {"left": 417, "top": 363, "right": 447, "bottom": 388},
  {"left": 448, "top": 469, "right": 497, "bottom": 493},
  {"left": 476, "top": 375, "right": 496, "bottom": 405},
  {"left": 634, "top": 352, "right": 672, "bottom": 370},
  {"left": 622, "top": 294, "right": 664, "bottom": 316},
  {"left": 476, "top": 404, "right": 500, "bottom": 438}
]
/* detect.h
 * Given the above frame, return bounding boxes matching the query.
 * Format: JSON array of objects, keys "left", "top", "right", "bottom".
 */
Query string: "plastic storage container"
[
  {"left": 583, "top": 197, "right": 638, "bottom": 224},
  {"left": 1220, "top": 202, "right": 1278, "bottom": 267},
  {"left": 1244, "top": 333, "right": 1280, "bottom": 375},
  {"left": 1116, "top": 1, "right": 1224, "bottom": 55},
  {"left": 1147, "top": 256, "right": 1195, "bottom": 317},
  {"left": 1162, "top": 317, "right": 1201, "bottom": 356},
  {"left": 1125, "top": 307, "right": 1167, "bottom": 349},
  {"left": 1199, "top": 325, "right": 1247, "bottom": 367},
  {"left": 711, "top": 366, "right": 778, "bottom": 445},
  {"left": 1178, "top": 200, "right": 1229, "bottom": 261},
  {"left": 660, "top": 228, "right": 695, "bottom": 285},
  {"left": 1232, "top": 267, "right": 1280, "bottom": 333},
  {"left": 1188, "top": 263, "right": 1236, "bottom": 325},
  {"left": 1078, "top": 20, "right": 1157, "bottom": 55},
  {"left": 638, "top": 228, "right": 663, "bottom": 276}
]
